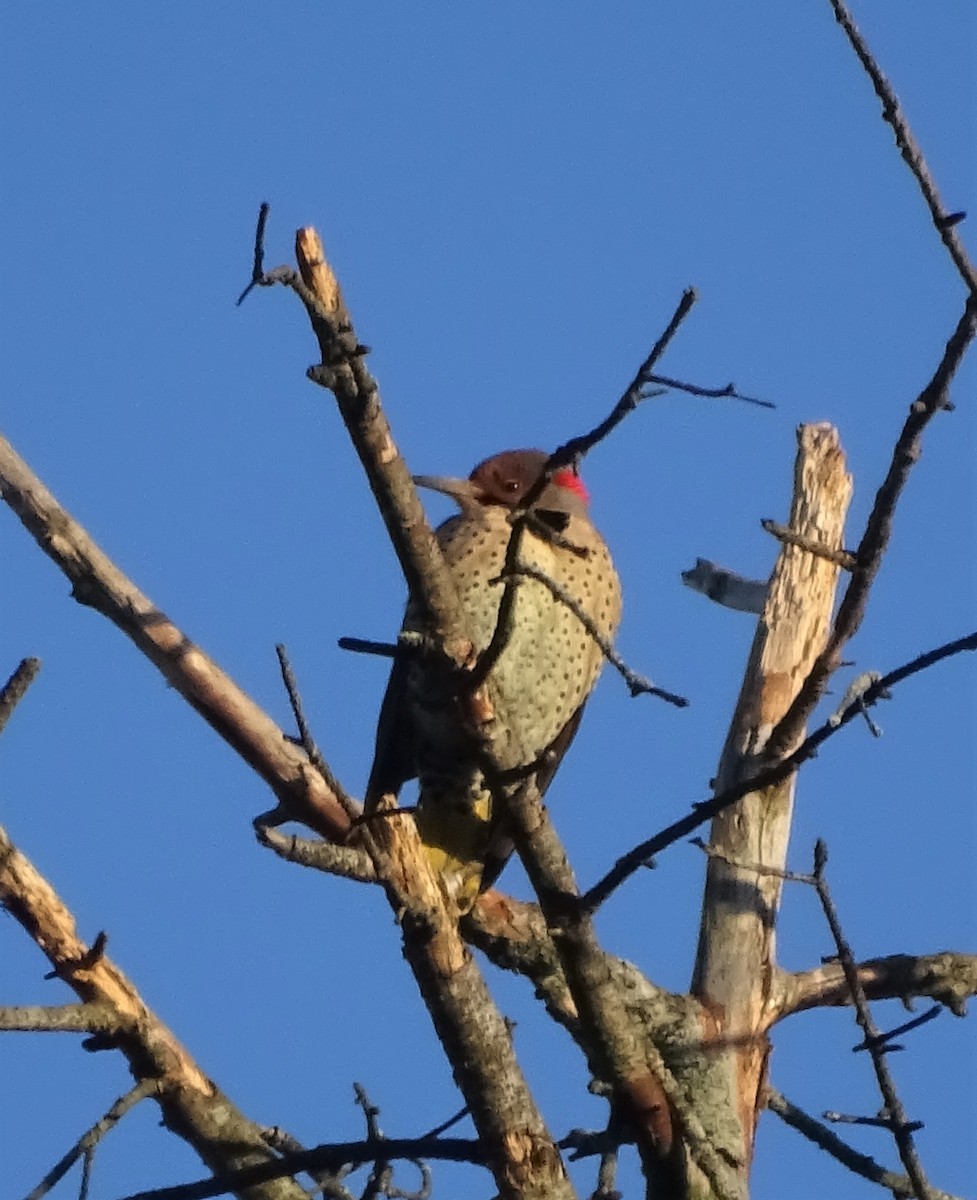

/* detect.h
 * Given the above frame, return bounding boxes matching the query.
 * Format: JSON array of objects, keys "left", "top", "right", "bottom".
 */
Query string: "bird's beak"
[{"left": 412, "top": 474, "right": 484, "bottom": 507}]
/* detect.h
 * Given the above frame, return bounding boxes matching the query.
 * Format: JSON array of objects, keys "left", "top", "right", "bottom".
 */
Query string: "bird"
[{"left": 365, "top": 448, "right": 622, "bottom": 912}]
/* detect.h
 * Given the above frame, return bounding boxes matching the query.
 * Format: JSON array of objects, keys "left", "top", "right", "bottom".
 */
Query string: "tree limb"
[
  {"left": 0, "top": 1002, "right": 125, "bottom": 1035},
  {"left": 25, "top": 1078, "right": 159, "bottom": 1200},
  {"left": 0, "top": 434, "right": 351, "bottom": 843},
  {"left": 827, "top": 0, "right": 977, "bottom": 295},
  {"left": 767, "top": 1088, "right": 963, "bottom": 1200},
  {"left": 268, "top": 223, "right": 576, "bottom": 1200},
  {"left": 690, "top": 424, "right": 853, "bottom": 1171},
  {"left": 0, "top": 656, "right": 41, "bottom": 735},
  {"left": 772, "top": 951, "right": 977, "bottom": 1022},
  {"left": 0, "top": 822, "right": 307, "bottom": 1200}
]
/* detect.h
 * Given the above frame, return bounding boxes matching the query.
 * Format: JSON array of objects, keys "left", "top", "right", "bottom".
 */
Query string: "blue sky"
[{"left": 2, "top": 5, "right": 975, "bottom": 1199}]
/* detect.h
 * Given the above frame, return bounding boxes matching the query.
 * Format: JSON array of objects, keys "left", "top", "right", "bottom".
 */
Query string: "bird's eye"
[{"left": 503, "top": 478, "right": 520, "bottom": 493}]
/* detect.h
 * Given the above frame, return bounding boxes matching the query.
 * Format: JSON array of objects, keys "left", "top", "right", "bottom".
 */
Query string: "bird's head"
[{"left": 414, "top": 449, "right": 589, "bottom": 518}]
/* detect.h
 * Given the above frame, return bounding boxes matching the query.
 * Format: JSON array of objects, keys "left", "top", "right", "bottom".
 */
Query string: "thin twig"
[
  {"left": 760, "top": 519, "right": 856, "bottom": 570},
  {"left": 118, "top": 1138, "right": 485, "bottom": 1200},
  {"left": 811, "top": 841, "right": 935, "bottom": 1200},
  {"left": 689, "top": 838, "right": 815, "bottom": 884},
  {"left": 24, "top": 1078, "right": 159, "bottom": 1200},
  {"left": 235, "top": 201, "right": 272, "bottom": 305},
  {"left": 416, "top": 1107, "right": 470, "bottom": 1141},
  {"left": 354, "top": 1083, "right": 392, "bottom": 1200},
  {"left": 828, "top": 0, "right": 977, "bottom": 294},
  {"left": 854, "top": 1005, "right": 941, "bottom": 1054},
  {"left": 497, "top": 564, "right": 687, "bottom": 706},
  {"left": 552, "top": 289, "right": 699, "bottom": 470},
  {"left": 767, "top": 1088, "right": 962, "bottom": 1200},
  {"left": 822, "top": 1111, "right": 923, "bottom": 1132},
  {"left": 468, "top": 291, "right": 702, "bottom": 691},
  {"left": 645, "top": 373, "right": 775, "bottom": 410},
  {"left": 583, "top": 630, "right": 977, "bottom": 910},
  {"left": 466, "top": 516, "right": 530, "bottom": 690},
  {"left": 275, "top": 644, "right": 359, "bottom": 823},
  {"left": 0, "top": 657, "right": 41, "bottom": 736}
]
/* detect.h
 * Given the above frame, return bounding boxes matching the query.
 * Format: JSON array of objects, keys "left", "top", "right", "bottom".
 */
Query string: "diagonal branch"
[
  {"left": 0, "top": 822, "right": 307, "bottom": 1200},
  {"left": 810, "top": 841, "right": 936, "bottom": 1199},
  {"left": 0, "top": 656, "right": 41, "bottom": 735},
  {"left": 827, "top": 0, "right": 977, "bottom": 295},
  {"left": 465, "top": 293, "right": 702, "bottom": 696},
  {"left": 498, "top": 777, "right": 745, "bottom": 1200},
  {"left": 550, "top": 288, "right": 699, "bottom": 470},
  {"left": 118, "top": 1137, "right": 485, "bottom": 1200},
  {"left": 259, "top": 220, "right": 576, "bottom": 1200},
  {"left": 0, "top": 434, "right": 352, "bottom": 844},
  {"left": 253, "top": 222, "right": 468, "bottom": 658},
  {"left": 26, "top": 1078, "right": 160, "bottom": 1200},
  {"left": 583, "top": 627, "right": 977, "bottom": 911},
  {"left": 767, "top": 1088, "right": 963, "bottom": 1200},
  {"left": 495, "top": 563, "right": 687, "bottom": 706}
]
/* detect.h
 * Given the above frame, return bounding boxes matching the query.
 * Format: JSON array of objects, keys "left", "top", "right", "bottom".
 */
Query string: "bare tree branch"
[
  {"left": 0, "top": 822, "right": 308, "bottom": 1200},
  {"left": 499, "top": 779, "right": 745, "bottom": 1200},
  {"left": 583, "top": 628, "right": 977, "bottom": 910},
  {"left": 118, "top": 1135, "right": 484, "bottom": 1200},
  {"left": 25, "top": 1079, "right": 159, "bottom": 1200},
  {"left": 760, "top": 519, "right": 856, "bottom": 570},
  {"left": 0, "top": 435, "right": 351, "bottom": 843},
  {"left": 251, "top": 221, "right": 469, "bottom": 659},
  {"left": 827, "top": 0, "right": 977, "bottom": 295},
  {"left": 773, "top": 951, "right": 977, "bottom": 1022},
  {"left": 643, "top": 373, "right": 774, "bottom": 410},
  {"left": 497, "top": 563, "right": 687, "bottom": 705},
  {"left": 549, "top": 288, "right": 699, "bottom": 470},
  {"left": 0, "top": 1003, "right": 124, "bottom": 1035},
  {"left": 0, "top": 656, "right": 41, "bottom": 735},
  {"left": 809, "top": 841, "right": 936, "bottom": 1199},
  {"left": 275, "top": 643, "right": 359, "bottom": 823},
  {"left": 254, "top": 825, "right": 377, "bottom": 882},
  {"left": 767, "top": 1088, "right": 963, "bottom": 1200},
  {"left": 258, "top": 221, "right": 576, "bottom": 1200}
]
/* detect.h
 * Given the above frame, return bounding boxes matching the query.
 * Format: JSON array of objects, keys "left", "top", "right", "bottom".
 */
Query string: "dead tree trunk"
[{"left": 691, "top": 424, "right": 853, "bottom": 1182}]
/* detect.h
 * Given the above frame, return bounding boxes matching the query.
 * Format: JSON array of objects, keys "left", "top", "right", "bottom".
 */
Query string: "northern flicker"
[{"left": 366, "top": 448, "right": 622, "bottom": 911}]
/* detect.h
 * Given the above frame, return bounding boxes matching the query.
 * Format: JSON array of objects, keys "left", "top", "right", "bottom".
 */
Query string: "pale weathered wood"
[
  {"left": 0, "top": 435, "right": 354, "bottom": 844},
  {"left": 691, "top": 424, "right": 853, "bottom": 1171},
  {"left": 0, "top": 824, "right": 306, "bottom": 1200}
]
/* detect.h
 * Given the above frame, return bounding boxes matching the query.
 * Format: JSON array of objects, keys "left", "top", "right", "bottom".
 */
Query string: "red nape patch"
[{"left": 553, "top": 468, "right": 589, "bottom": 504}]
